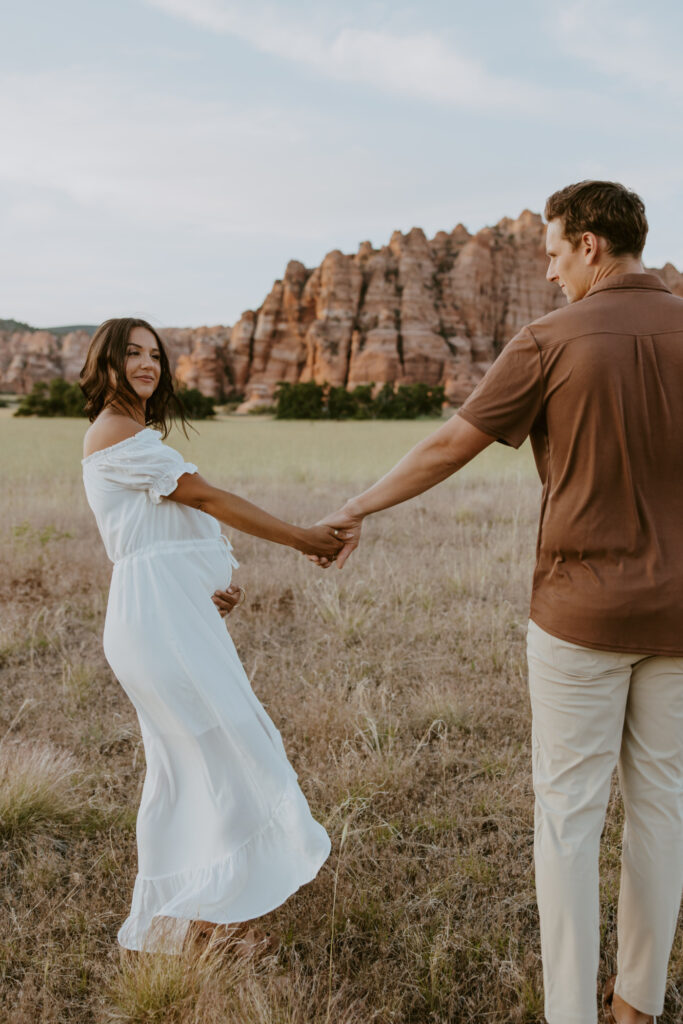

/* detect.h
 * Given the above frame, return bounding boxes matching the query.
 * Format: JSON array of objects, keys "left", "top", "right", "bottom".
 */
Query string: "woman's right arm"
[{"left": 166, "top": 472, "right": 344, "bottom": 558}]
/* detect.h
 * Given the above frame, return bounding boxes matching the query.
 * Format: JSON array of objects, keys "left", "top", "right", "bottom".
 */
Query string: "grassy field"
[{"left": 0, "top": 411, "right": 680, "bottom": 1023}]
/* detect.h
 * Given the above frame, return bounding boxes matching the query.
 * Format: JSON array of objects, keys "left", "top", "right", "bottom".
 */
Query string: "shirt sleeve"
[
  {"left": 98, "top": 433, "right": 198, "bottom": 504},
  {"left": 456, "top": 327, "right": 544, "bottom": 448}
]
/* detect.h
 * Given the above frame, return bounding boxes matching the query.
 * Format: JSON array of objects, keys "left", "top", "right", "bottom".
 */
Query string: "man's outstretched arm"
[{"left": 321, "top": 414, "right": 495, "bottom": 567}]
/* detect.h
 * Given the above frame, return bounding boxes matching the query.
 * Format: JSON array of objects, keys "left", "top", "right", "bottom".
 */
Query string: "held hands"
[
  {"left": 211, "top": 521, "right": 356, "bottom": 612},
  {"left": 307, "top": 503, "right": 364, "bottom": 569},
  {"left": 211, "top": 519, "right": 358, "bottom": 611},
  {"left": 296, "top": 523, "right": 353, "bottom": 560}
]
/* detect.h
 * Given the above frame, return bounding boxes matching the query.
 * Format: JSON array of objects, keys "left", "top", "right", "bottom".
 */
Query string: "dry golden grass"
[
  {"left": 0, "top": 738, "right": 84, "bottom": 842},
  {"left": 0, "top": 410, "right": 680, "bottom": 1022}
]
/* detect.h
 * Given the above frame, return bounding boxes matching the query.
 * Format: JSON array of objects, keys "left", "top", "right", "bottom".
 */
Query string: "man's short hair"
[{"left": 544, "top": 180, "right": 648, "bottom": 257}]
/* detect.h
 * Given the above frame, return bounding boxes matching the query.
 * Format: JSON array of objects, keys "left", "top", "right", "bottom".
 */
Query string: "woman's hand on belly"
[{"left": 211, "top": 583, "right": 245, "bottom": 617}]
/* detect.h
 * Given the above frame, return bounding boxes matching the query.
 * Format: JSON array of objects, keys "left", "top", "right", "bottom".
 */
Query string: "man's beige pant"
[{"left": 526, "top": 620, "right": 683, "bottom": 1024}]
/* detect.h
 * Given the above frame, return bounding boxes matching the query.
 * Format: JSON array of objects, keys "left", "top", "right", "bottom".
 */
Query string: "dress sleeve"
[
  {"left": 98, "top": 432, "right": 198, "bottom": 504},
  {"left": 456, "top": 327, "right": 544, "bottom": 449}
]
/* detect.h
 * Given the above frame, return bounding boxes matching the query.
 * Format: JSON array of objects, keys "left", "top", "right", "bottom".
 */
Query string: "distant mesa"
[
  {"left": 0, "top": 318, "right": 34, "bottom": 334},
  {"left": 0, "top": 319, "right": 97, "bottom": 336},
  {"left": 2, "top": 213, "right": 681, "bottom": 409}
]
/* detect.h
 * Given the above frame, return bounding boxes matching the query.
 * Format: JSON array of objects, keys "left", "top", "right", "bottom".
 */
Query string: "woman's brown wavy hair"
[{"left": 79, "top": 318, "right": 189, "bottom": 438}]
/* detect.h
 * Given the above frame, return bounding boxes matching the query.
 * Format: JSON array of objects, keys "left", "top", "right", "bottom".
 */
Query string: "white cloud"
[
  {"left": 554, "top": 0, "right": 683, "bottom": 98},
  {"left": 144, "top": 0, "right": 545, "bottom": 114},
  {"left": 4, "top": 1, "right": 682, "bottom": 325},
  {"left": 0, "top": 69, "right": 337, "bottom": 236},
  {"left": 0, "top": 63, "right": 479, "bottom": 261}
]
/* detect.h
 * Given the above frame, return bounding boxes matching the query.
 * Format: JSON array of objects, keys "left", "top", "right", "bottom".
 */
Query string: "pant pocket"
[
  {"left": 549, "top": 636, "right": 608, "bottom": 678},
  {"left": 527, "top": 619, "right": 557, "bottom": 668}
]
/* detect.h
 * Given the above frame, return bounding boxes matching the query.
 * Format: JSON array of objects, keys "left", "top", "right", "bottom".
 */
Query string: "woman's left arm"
[{"left": 166, "top": 473, "right": 345, "bottom": 558}]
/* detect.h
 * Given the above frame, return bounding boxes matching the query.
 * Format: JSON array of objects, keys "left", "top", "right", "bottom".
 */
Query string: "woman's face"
[{"left": 123, "top": 326, "right": 162, "bottom": 402}]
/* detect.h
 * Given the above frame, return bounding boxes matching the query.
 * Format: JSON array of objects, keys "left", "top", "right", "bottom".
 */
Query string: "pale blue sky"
[{"left": 2, "top": 0, "right": 682, "bottom": 327}]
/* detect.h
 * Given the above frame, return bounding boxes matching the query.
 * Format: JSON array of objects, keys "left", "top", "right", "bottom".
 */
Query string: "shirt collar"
[{"left": 585, "top": 272, "right": 671, "bottom": 299}]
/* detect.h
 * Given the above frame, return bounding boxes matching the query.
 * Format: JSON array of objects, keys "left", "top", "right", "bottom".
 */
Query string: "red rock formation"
[
  {"left": 161, "top": 326, "right": 232, "bottom": 399},
  {"left": 347, "top": 242, "right": 403, "bottom": 389},
  {"left": 654, "top": 262, "right": 683, "bottom": 297},
  {"left": 300, "top": 250, "right": 363, "bottom": 387},
  {"left": 230, "top": 211, "right": 682, "bottom": 406},
  {"left": 3, "top": 212, "right": 682, "bottom": 406},
  {"left": 0, "top": 330, "right": 91, "bottom": 393},
  {"left": 0, "top": 325, "right": 232, "bottom": 400}
]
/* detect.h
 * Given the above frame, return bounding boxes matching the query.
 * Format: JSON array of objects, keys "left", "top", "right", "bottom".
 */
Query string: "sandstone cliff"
[
  {"left": 0, "top": 325, "right": 232, "bottom": 401},
  {"left": 0, "top": 329, "right": 95, "bottom": 394},
  {"left": 2, "top": 212, "right": 681, "bottom": 405},
  {"left": 228, "top": 211, "right": 682, "bottom": 408},
  {"left": 228, "top": 210, "right": 573, "bottom": 406}
]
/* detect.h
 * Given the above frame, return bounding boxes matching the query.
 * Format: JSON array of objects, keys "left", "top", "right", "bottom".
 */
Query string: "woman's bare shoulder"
[{"left": 83, "top": 414, "right": 146, "bottom": 458}]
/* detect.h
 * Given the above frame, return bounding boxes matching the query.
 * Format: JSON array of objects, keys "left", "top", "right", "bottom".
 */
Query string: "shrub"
[
  {"left": 274, "top": 380, "right": 446, "bottom": 419},
  {"left": 176, "top": 387, "right": 215, "bottom": 420},
  {"left": 13, "top": 380, "right": 217, "bottom": 420},
  {"left": 247, "top": 404, "right": 276, "bottom": 415},
  {"left": 375, "top": 382, "right": 445, "bottom": 419},
  {"left": 327, "top": 386, "right": 359, "bottom": 420},
  {"left": 326, "top": 383, "right": 377, "bottom": 420},
  {"left": 216, "top": 393, "right": 245, "bottom": 414},
  {"left": 14, "top": 378, "right": 86, "bottom": 417},
  {"left": 373, "top": 381, "right": 400, "bottom": 419},
  {"left": 348, "top": 384, "right": 375, "bottom": 419},
  {"left": 275, "top": 381, "right": 444, "bottom": 420},
  {"left": 275, "top": 381, "right": 325, "bottom": 419}
]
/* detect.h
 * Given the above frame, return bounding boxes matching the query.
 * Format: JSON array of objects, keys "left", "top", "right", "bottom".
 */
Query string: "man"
[{"left": 321, "top": 181, "right": 683, "bottom": 1024}]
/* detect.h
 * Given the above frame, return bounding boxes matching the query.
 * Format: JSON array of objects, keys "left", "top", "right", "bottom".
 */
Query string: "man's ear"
[{"left": 581, "top": 231, "right": 601, "bottom": 265}]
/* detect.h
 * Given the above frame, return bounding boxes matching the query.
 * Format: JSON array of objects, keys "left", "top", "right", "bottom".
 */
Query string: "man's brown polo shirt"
[{"left": 457, "top": 273, "right": 683, "bottom": 655}]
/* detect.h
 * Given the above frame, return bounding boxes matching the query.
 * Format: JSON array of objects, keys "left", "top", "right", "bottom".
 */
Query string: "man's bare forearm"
[
  {"left": 345, "top": 436, "right": 458, "bottom": 517},
  {"left": 344, "top": 416, "right": 494, "bottom": 518}
]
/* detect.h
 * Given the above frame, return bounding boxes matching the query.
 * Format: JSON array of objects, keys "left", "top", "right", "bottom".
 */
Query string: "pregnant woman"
[{"left": 80, "top": 317, "right": 344, "bottom": 954}]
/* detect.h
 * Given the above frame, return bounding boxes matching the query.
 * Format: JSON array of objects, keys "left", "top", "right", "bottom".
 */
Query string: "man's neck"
[{"left": 589, "top": 256, "right": 644, "bottom": 289}]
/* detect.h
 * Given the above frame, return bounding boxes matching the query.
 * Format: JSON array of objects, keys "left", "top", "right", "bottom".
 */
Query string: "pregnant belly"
[
  {"left": 107, "top": 538, "right": 235, "bottom": 630},
  {"left": 174, "top": 538, "right": 235, "bottom": 595}
]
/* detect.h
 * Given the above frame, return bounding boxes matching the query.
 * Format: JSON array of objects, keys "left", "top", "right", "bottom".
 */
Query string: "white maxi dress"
[{"left": 82, "top": 427, "right": 331, "bottom": 952}]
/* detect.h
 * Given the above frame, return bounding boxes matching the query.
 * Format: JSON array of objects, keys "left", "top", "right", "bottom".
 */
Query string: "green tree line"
[
  {"left": 11, "top": 377, "right": 446, "bottom": 421},
  {"left": 275, "top": 381, "right": 445, "bottom": 419},
  {"left": 12, "top": 379, "right": 215, "bottom": 419}
]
